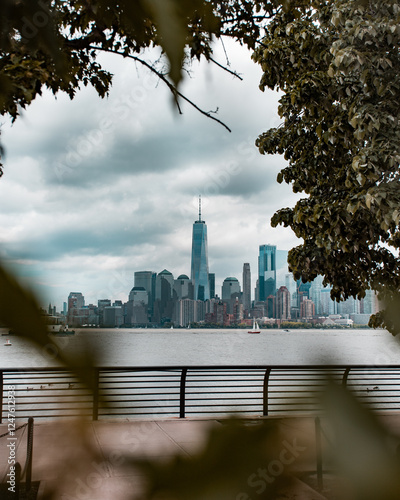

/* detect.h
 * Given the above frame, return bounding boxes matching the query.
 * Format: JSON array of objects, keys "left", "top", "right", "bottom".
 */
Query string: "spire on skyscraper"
[{"left": 198, "top": 195, "right": 202, "bottom": 222}]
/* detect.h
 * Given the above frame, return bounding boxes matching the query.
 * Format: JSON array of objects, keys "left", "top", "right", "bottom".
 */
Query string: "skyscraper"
[
  {"left": 134, "top": 270, "right": 156, "bottom": 315},
  {"left": 242, "top": 263, "right": 251, "bottom": 312},
  {"left": 191, "top": 196, "right": 210, "bottom": 301},
  {"left": 258, "top": 244, "right": 277, "bottom": 301},
  {"left": 276, "top": 286, "right": 291, "bottom": 320}
]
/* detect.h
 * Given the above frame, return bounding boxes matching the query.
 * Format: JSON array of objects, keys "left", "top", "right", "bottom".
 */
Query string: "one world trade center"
[{"left": 190, "top": 196, "right": 210, "bottom": 301}]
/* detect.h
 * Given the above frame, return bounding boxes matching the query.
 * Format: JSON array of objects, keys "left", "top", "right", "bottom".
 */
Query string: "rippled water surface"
[{"left": 1, "top": 328, "right": 400, "bottom": 368}]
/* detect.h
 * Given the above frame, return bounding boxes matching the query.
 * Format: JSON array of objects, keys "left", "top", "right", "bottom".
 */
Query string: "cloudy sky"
[{"left": 0, "top": 39, "right": 301, "bottom": 310}]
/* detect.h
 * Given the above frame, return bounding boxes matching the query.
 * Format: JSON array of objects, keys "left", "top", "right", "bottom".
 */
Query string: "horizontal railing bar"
[
  {"left": 98, "top": 407, "right": 179, "bottom": 411},
  {"left": 11, "top": 400, "right": 93, "bottom": 405},
  {"left": 9, "top": 408, "right": 93, "bottom": 412},
  {"left": 100, "top": 400, "right": 180, "bottom": 404},
  {"left": 101, "top": 392, "right": 180, "bottom": 397},
  {"left": 186, "top": 391, "right": 262, "bottom": 395},
  {"left": 97, "top": 405, "right": 179, "bottom": 409},
  {"left": 3, "top": 364, "right": 400, "bottom": 371},
  {"left": 347, "top": 381, "right": 400, "bottom": 385},
  {"left": 100, "top": 386, "right": 181, "bottom": 391},
  {"left": 185, "top": 398, "right": 263, "bottom": 402},
  {"left": 98, "top": 412, "right": 179, "bottom": 416}
]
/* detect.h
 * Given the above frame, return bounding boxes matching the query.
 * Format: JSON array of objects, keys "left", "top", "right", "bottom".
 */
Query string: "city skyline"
[
  {"left": 64, "top": 260, "right": 379, "bottom": 328},
  {"left": 0, "top": 40, "right": 301, "bottom": 309},
  {"left": 50, "top": 205, "right": 293, "bottom": 311},
  {"left": 61, "top": 245, "right": 290, "bottom": 313}
]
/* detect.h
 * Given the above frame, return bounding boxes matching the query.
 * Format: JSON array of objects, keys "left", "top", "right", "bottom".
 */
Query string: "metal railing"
[{"left": 1, "top": 365, "right": 400, "bottom": 421}]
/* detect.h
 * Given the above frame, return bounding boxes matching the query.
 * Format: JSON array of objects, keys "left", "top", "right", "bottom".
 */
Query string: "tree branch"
[
  {"left": 89, "top": 45, "right": 232, "bottom": 132},
  {"left": 208, "top": 56, "right": 243, "bottom": 80}
]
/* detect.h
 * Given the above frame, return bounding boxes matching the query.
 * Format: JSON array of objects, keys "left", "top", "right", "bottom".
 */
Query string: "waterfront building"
[
  {"left": 208, "top": 273, "right": 215, "bottom": 299},
  {"left": 67, "top": 292, "right": 85, "bottom": 325},
  {"left": 153, "top": 269, "right": 175, "bottom": 324},
  {"left": 174, "top": 274, "right": 193, "bottom": 300},
  {"left": 338, "top": 296, "right": 360, "bottom": 316},
  {"left": 221, "top": 277, "right": 240, "bottom": 301},
  {"left": 266, "top": 295, "right": 275, "bottom": 318},
  {"left": 214, "top": 301, "right": 228, "bottom": 325},
  {"left": 97, "top": 299, "right": 111, "bottom": 327},
  {"left": 309, "top": 275, "right": 324, "bottom": 314},
  {"left": 320, "top": 288, "right": 337, "bottom": 315},
  {"left": 155, "top": 269, "right": 174, "bottom": 300},
  {"left": 190, "top": 196, "right": 210, "bottom": 301},
  {"left": 133, "top": 271, "right": 157, "bottom": 305},
  {"left": 232, "top": 297, "right": 244, "bottom": 323},
  {"left": 127, "top": 286, "right": 149, "bottom": 325},
  {"left": 221, "top": 277, "right": 241, "bottom": 314},
  {"left": 254, "top": 279, "right": 259, "bottom": 302},
  {"left": 196, "top": 300, "right": 206, "bottom": 323},
  {"left": 296, "top": 279, "right": 312, "bottom": 310},
  {"left": 300, "top": 298, "right": 315, "bottom": 320},
  {"left": 253, "top": 301, "right": 266, "bottom": 318},
  {"left": 284, "top": 273, "right": 296, "bottom": 298},
  {"left": 134, "top": 271, "right": 156, "bottom": 313},
  {"left": 68, "top": 292, "right": 84, "bottom": 311},
  {"left": 103, "top": 305, "right": 123, "bottom": 327},
  {"left": 175, "top": 298, "right": 195, "bottom": 327},
  {"left": 72, "top": 307, "right": 90, "bottom": 326},
  {"left": 258, "top": 245, "right": 277, "bottom": 301},
  {"left": 174, "top": 298, "right": 207, "bottom": 326},
  {"left": 276, "top": 286, "right": 291, "bottom": 321},
  {"left": 242, "top": 263, "right": 251, "bottom": 313}
]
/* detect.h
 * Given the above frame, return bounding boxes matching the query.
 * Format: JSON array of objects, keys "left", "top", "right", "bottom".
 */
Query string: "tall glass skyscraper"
[
  {"left": 191, "top": 196, "right": 210, "bottom": 301},
  {"left": 258, "top": 244, "right": 277, "bottom": 301},
  {"left": 242, "top": 263, "right": 251, "bottom": 312}
]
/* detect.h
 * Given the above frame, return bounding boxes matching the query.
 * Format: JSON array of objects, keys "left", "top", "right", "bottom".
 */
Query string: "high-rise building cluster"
[{"left": 64, "top": 199, "right": 379, "bottom": 328}]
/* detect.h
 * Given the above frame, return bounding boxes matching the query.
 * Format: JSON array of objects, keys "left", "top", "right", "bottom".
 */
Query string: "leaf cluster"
[
  {"left": 253, "top": 0, "right": 400, "bottom": 333},
  {"left": 0, "top": 1, "right": 283, "bottom": 124}
]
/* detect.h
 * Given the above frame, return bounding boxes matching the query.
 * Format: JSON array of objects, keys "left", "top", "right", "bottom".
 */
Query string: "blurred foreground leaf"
[
  {"left": 324, "top": 382, "right": 400, "bottom": 500},
  {"left": 127, "top": 419, "right": 294, "bottom": 500}
]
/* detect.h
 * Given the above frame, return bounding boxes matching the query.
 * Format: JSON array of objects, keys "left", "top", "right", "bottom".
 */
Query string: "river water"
[{"left": 1, "top": 327, "right": 400, "bottom": 369}]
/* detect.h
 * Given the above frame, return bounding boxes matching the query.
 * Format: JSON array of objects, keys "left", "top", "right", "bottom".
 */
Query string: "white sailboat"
[{"left": 248, "top": 319, "right": 261, "bottom": 334}]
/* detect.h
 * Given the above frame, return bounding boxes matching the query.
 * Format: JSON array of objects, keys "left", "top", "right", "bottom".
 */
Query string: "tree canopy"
[
  {"left": 253, "top": 0, "right": 400, "bottom": 333},
  {"left": 0, "top": 0, "right": 281, "bottom": 124}
]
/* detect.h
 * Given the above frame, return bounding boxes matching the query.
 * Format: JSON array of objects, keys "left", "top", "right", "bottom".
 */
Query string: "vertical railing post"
[
  {"left": 315, "top": 416, "right": 323, "bottom": 491},
  {"left": 179, "top": 368, "right": 188, "bottom": 418},
  {"left": 15, "top": 461, "right": 21, "bottom": 499},
  {"left": 342, "top": 367, "right": 351, "bottom": 387},
  {"left": 92, "top": 368, "right": 100, "bottom": 421},
  {"left": 0, "top": 370, "right": 3, "bottom": 423},
  {"left": 263, "top": 368, "right": 272, "bottom": 416},
  {"left": 25, "top": 417, "right": 34, "bottom": 491}
]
